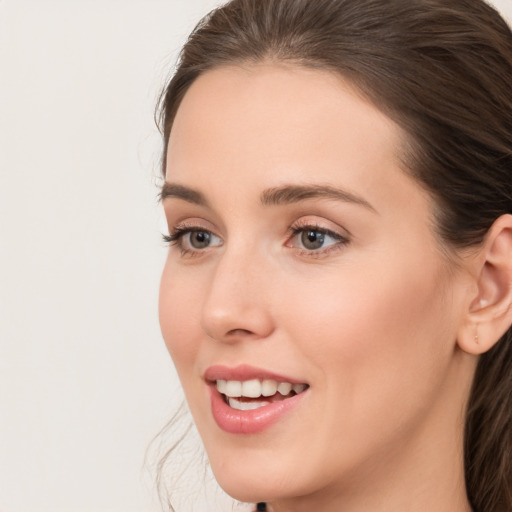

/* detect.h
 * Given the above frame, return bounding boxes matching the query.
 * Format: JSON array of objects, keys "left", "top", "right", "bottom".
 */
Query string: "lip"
[
  {"left": 204, "top": 364, "right": 307, "bottom": 384},
  {"left": 205, "top": 365, "right": 309, "bottom": 434}
]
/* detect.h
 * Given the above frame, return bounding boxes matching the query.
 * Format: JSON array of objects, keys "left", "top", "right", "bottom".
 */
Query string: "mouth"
[
  {"left": 204, "top": 365, "right": 309, "bottom": 434},
  {"left": 215, "top": 378, "right": 309, "bottom": 411}
]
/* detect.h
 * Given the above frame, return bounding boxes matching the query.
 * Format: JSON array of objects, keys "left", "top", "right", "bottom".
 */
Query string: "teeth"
[
  {"left": 261, "top": 379, "right": 278, "bottom": 397},
  {"left": 216, "top": 379, "right": 307, "bottom": 398},
  {"left": 242, "top": 379, "right": 262, "bottom": 398},
  {"left": 228, "top": 397, "right": 271, "bottom": 411},
  {"left": 225, "top": 380, "right": 242, "bottom": 397},
  {"left": 277, "top": 382, "right": 292, "bottom": 395},
  {"left": 217, "top": 379, "right": 227, "bottom": 394},
  {"left": 293, "top": 383, "right": 307, "bottom": 394}
]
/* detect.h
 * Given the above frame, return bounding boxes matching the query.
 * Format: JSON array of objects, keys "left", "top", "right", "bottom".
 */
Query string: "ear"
[{"left": 457, "top": 214, "right": 512, "bottom": 355}]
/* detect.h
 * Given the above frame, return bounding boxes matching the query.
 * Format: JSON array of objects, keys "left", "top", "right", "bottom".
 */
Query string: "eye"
[
  {"left": 163, "top": 226, "right": 223, "bottom": 255},
  {"left": 184, "top": 230, "right": 216, "bottom": 249},
  {"left": 286, "top": 223, "right": 349, "bottom": 255},
  {"left": 300, "top": 229, "right": 331, "bottom": 250}
]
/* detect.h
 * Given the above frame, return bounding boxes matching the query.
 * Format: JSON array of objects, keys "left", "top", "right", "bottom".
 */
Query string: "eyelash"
[
  {"left": 162, "top": 226, "right": 209, "bottom": 257},
  {"left": 162, "top": 222, "right": 350, "bottom": 258},
  {"left": 286, "top": 221, "right": 349, "bottom": 258}
]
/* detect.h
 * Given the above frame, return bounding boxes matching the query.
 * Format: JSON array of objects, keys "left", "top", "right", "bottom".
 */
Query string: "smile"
[
  {"left": 216, "top": 379, "right": 308, "bottom": 411},
  {"left": 205, "top": 365, "right": 309, "bottom": 434}
]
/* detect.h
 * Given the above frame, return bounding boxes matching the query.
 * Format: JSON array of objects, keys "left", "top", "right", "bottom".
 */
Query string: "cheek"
[
  {"left": 159, "top": 261, "right": 202, "bottom": 373},
  {"left": 268, "top": 252, "right": 457, "bottom": 477},
  {"left": 280, "top": 251, "right": 454, "bottom": 409}
]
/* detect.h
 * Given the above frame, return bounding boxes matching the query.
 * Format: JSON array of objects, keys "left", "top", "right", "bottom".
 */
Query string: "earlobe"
[{"left": 457, "top": 214, "right": 512, "bottom": 355}]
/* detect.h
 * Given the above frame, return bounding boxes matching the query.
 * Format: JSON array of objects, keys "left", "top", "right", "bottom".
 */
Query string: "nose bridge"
[{"left": 200, "top": 242, "right": 274, "bottom": 342}]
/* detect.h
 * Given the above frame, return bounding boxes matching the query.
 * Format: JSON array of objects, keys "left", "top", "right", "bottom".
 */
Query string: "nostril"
[
  {"left": 227, "top": 328, "right": 254, "bottom": 337},
  {"left": 201, "top": 299, "right": 275, "bottom": 343}
]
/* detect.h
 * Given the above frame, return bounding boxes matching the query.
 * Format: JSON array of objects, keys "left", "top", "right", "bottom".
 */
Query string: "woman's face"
[{"left": 159, "top": 64, "right": 472, "bottom": 508}]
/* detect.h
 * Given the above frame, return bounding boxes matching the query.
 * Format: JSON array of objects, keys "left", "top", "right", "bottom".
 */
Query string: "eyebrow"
[
  {"left": 160, "top": 182, "right": 209, "bottom": 206},
  {"left": 260, "top": 184, "right": 377, "bottom": 212},
  {"left": 160, "top": 182, "right": 377, "bottom": 213}
]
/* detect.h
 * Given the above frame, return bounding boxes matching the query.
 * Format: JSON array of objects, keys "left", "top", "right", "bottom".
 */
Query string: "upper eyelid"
[
  {"left": 169, "top": 225, "right": 222, "bottom": 243},
  {"left": 166, "top": 216, "right": 350, "bottom": 239},
  {"left": 289, "top": 217, "right": 351, "bottom": 238},
  {"left": 290, "top": 226, "right": 347, "bottom": 241},
  {"left": 287, "top": 225, "right": 348, "bottom": 245},
  {"left": 169, "top": 218, "right": 219, "bottom": 233}
]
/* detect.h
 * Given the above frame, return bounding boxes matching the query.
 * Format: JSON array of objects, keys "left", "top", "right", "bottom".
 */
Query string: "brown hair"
[{"left": 156, "top": 1, "right": 512, "bottom": 510}]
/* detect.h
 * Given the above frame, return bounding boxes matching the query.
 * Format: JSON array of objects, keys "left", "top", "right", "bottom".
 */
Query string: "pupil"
[
  {"left": 302, "top": 230, "right": 324, "bottom": 250},
  {"left": 191, "top": 231, "right": 210, "bottom": 249}
]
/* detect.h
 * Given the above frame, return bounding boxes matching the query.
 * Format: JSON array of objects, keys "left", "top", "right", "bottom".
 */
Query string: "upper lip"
[{"left": 204, "top": 364, "right": 307, "bottom": 384}]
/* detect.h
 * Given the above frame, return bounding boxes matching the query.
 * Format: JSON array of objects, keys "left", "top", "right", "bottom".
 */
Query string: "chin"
[
  {"left": 208, "top": 453, "right": 314, "bottom": 505},
  {"left": 215, "top": 478, "right": 284, "bottom": 505}
]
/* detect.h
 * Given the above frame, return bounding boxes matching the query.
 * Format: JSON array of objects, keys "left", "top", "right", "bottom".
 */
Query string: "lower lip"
[{"left": 209, "top": 386, "right": 307, "bottom": 434}]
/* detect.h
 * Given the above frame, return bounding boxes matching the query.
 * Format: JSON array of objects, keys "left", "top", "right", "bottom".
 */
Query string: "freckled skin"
[{"left": 159, "top": 64, "right": 476, "bottom": 512}]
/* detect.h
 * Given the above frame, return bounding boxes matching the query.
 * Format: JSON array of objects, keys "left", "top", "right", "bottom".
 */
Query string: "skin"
[{"left": 159, "top": 63, "right": 480, "bottom": 512}]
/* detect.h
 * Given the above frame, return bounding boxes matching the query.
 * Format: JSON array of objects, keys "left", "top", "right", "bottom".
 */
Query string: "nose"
[{"left": 200, "top": 248, "right": 275, "bottom": 344}]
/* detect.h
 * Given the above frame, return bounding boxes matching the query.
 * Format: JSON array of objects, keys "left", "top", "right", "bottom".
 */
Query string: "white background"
[{"left": 1, "top": 1, "right": 511, "bottom": 511}]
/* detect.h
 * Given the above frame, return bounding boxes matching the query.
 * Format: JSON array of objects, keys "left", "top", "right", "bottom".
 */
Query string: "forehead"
[
  {"left": 166, "top": 63, "right": 421, "bottom": 215},
  {"left": 169, "top": 63, "right": 400, "bottom": 163}
]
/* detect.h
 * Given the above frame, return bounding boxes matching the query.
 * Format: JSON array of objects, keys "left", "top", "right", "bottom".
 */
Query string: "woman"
[{"left": 157, "top": 0, "right": 512, "bottom": 511}]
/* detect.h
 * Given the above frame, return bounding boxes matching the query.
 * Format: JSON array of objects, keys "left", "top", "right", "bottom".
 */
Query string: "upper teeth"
[{"left": 216, "top": 379, "right": 307, "bottom": 398}]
